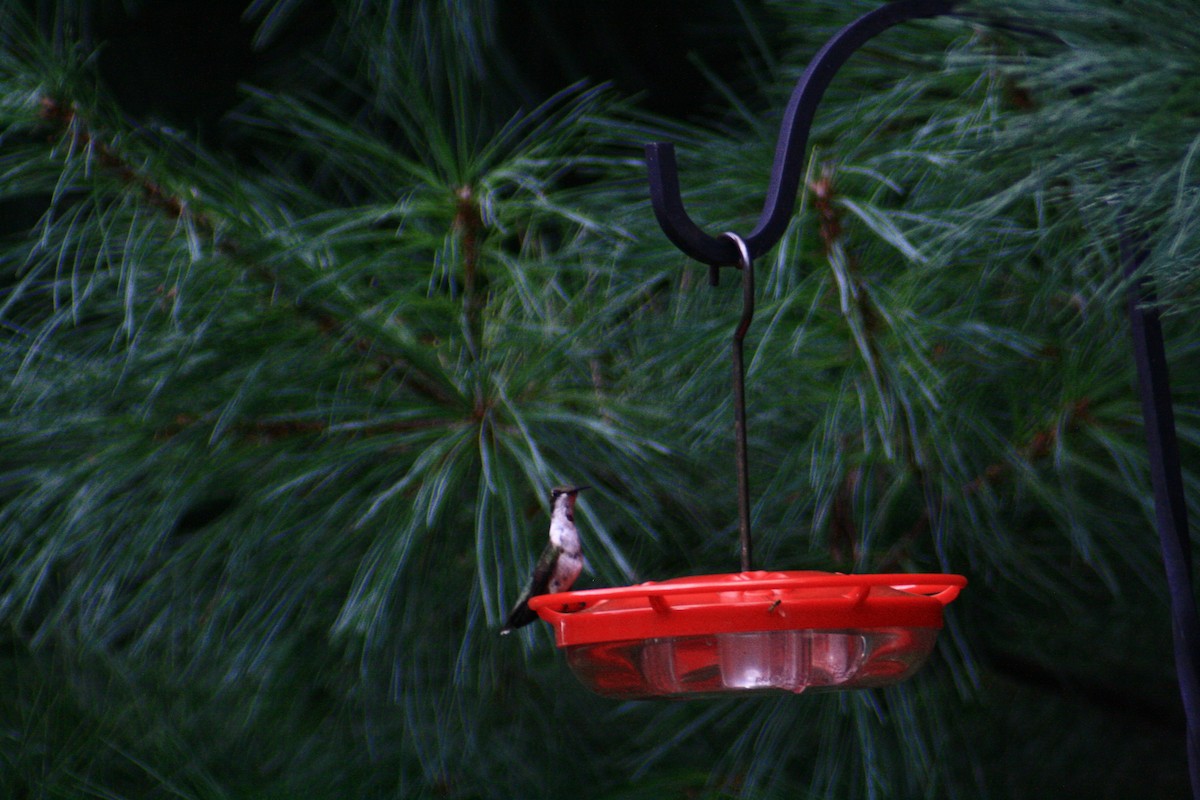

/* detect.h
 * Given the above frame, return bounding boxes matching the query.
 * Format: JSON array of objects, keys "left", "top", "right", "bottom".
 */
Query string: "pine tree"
[{"left": 2, "top": 1, "right": 1197, "bottom": 798}]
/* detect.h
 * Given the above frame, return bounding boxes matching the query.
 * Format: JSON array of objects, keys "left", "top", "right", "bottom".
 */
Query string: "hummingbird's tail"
[{"left": 499, "top": 601, "right": 539, "bottom": 635}]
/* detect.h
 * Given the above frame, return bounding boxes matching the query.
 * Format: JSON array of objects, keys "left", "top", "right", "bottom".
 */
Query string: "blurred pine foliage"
[{"left": 1, "top": 1, "right": 1197, "bottom": 797}]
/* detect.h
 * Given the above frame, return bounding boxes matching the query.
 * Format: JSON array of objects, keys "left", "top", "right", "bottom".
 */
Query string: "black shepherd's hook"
[
  {"left": 644, "top": 5, "right": 1198, "bottom": 793},
  {"left": 645, "top": 0, "right": 959, "bottom": 566},
  {"left": 645, "top": 0, "right": 957, "bottom": 282}
]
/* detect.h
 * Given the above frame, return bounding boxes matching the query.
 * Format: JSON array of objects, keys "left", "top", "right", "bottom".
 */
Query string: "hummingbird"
[{"left": 500, "top": 485, "right": 588, "bottom": 635}]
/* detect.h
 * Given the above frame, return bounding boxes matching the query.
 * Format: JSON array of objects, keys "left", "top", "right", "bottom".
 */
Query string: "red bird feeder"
[
  {"left": 530, "top": 571, "right": 964, "bottom": 699},
  {"left": 518, "top": 233, "right": 966, "bottom": 699}
]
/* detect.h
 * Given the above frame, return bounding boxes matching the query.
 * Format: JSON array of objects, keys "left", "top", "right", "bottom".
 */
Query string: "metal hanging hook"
[
  {"left": 647, "top": 0, "right": 959, "bottom": 568},
  {"left": 645, "top": 0, "right": 957, "bottom": 274},
  {"left": 723, "top": 232, "right": 755, "bottom": 572}
]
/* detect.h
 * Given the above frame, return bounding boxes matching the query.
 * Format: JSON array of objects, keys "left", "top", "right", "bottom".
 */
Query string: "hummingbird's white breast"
[
  {"left": 547, "top": 498, "right": 583, "bottom": 592},
  {"left": 548, "top": 510, "right": 580, "bottom": 554}
]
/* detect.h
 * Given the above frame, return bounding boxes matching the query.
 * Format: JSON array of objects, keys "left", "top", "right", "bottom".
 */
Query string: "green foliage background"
[{"left": 2, "top": 0, "right": 1198, "bottom": 797}]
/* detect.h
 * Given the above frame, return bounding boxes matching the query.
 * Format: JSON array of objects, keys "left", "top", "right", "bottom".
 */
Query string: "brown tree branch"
[{"left": 37, "top": 95, "right": 458, "bottom": 406}]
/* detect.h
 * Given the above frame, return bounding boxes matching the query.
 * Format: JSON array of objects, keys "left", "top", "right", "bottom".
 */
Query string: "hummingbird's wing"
[{"left": 499, "top": 543, "right": 561, "bottom": 634}]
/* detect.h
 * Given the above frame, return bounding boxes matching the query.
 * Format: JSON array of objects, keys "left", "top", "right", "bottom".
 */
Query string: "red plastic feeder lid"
[{"left": 528, "top": 571, "right": 967, "bottom": 647}]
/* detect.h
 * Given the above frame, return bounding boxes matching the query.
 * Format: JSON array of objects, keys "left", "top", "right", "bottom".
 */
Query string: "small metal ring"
[{"left": 721, "top": 231, "right": 752, "bottom": 270}]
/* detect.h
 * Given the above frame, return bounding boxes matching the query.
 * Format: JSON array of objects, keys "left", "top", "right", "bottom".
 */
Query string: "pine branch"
[
  {"left": 454, "top": 183, "right": 485, "bottom": 360},
  {"left": 33, "top": 91, "right": 464, "bottom": 407},
  {"left": 808, "top": 163, "right": 939, "bottom": 567},
  {"left": 37, "top": 97, "right": 215, "bottom": 232}
]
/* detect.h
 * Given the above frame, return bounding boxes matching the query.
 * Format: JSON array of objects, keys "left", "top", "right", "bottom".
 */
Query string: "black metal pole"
[{"left": 1122, "top": 231, "right": 1200, "bottom": 800}]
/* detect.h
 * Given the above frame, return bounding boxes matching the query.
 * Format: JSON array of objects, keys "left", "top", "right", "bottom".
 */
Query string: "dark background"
[{"left": 82, "top": 0, "right": 780, "bottom": 137}]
